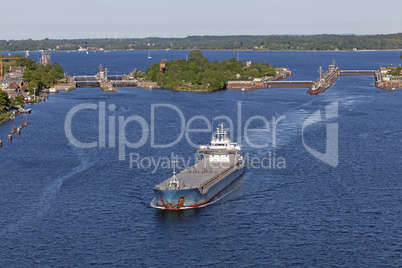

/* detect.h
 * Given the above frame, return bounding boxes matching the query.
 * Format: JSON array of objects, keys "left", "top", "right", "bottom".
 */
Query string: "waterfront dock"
[
  {"left": 55, "top": 82, "right": 76, "bottom": 92},
  {"left": 227, "top": 68, "right": 293, "bottom": 90},
  {"left": 374, "top": 68, "right": 402, "bottom": 92},
  {"left": 307, "top": 67, "right": 400, "bottom": 94},
  {"left": 235, "top": 62, "right": 397, "bottom": 95}
]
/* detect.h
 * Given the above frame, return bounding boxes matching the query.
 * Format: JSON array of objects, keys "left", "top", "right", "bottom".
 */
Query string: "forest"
[{"left": 0, "top": 33, "right": 401, "bottom": 51}]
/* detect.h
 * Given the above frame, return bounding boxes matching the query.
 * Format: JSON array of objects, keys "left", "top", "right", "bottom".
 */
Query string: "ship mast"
[
  {"left": 318, "top": 66, "right": 323, "bottom": 81},
  {"left": 169, "top": 155, "right": 180, "bottom": 189},
  {"left": 216, "top": 123, "right": 226, "bottom": 141}
]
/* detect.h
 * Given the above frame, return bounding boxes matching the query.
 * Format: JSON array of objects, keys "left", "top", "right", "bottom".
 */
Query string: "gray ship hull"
[{"left": 153, "top": 167, "right": 244, "bottom": 209}]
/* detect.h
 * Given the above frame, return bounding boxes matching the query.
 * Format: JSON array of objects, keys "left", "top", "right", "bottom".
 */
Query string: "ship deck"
[{"left": 154, "top": 161, "right": 232, "bottom": 190}]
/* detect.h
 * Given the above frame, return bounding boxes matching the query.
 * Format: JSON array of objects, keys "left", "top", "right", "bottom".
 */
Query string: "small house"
[
  {"left": 160, "top": 59, "right": 167, "bottom": 73},
  {"left": 5, "top": 66, "right": 26, "bottom": 79},
  {"left": 8, "top": 82, "right": 20, "bottom": 91}
]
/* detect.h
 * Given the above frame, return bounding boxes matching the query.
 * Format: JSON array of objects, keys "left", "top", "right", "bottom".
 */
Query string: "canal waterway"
[{"left": 0, "top": 50, "right": 401, "bottom": 266}]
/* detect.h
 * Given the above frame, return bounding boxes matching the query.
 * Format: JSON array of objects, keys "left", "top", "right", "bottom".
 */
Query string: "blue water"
[{"left": 0, "top": 50, "right": 401, "bottom": 267}]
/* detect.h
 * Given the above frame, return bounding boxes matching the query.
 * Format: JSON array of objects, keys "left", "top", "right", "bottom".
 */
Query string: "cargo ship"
[{"left": 151, "top": 123, "right": 244, "bottom": 210}]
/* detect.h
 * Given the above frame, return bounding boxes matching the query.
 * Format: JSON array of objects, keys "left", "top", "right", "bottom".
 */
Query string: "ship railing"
[{"left": 199, "top": 163, "right": 239, "bottom": 194}]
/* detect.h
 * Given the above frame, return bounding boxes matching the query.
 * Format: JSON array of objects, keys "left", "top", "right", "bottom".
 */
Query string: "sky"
[{"left": 3, "top": 0, "right": 401, "bottom": 40}]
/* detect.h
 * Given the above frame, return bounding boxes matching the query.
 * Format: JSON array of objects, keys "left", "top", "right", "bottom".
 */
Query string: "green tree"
[
  {"left": 0, "top": 90, "right": 10, "bottom": 108},
  {"left": 13, "top": 95, "right": 24, "bottom": 107},
  {"left": 21, "top": 62, "right": 64, "bottom": 90},
  {"left": 16, "top": 58, "right": 37, "bottom": 70},
  {"left": 134, "top": 70, "right": 144, "bottom": 79},
  {"left": 156, "top": 72, "right": 166, "bottom": 87},
  {"left": 249, "top": 68, "right": 259, "bottom": 78},
  {"left": 188, "top": 49, "right": 204, "bottom": 59},
  {"left": 391, "top": 65, "right": 402, "bottom": 76},
  {"left": 27, "top": 81, "right": 37, "bottom": 95}
]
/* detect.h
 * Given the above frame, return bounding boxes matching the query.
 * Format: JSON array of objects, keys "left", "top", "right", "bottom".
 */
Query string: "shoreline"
[
  {"left": 2, "top": 49, "right": 401, "bottom": 53},
  {"left": 0, "top": 111, "right": 24, "bottom": 126},
  {"left": 168, "top": 87, "right": 218, "bottom": 93}
]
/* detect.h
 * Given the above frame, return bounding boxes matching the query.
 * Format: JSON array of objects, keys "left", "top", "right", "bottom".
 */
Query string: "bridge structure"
[
  {"left": 265, "top": 80, "right": 313, "bottom": 88},
  {"left": 74, "top": 75, "right": 137, "bottom": 88},
  {"left": 69, "top": 67, "right": 138, "bottom": 92},
  {"left": 340, "top": 70, "right": 376, "bottom": 76}
]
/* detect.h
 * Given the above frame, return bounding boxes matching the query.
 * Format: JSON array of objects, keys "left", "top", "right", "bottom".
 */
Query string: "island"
[{"left": 139, "top": 50, "right": 288, "bottom": 92}]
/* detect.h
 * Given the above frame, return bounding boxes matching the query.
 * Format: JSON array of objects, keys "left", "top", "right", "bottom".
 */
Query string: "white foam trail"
[
  {"left": 0, "top": 148, "right": 96, "bottom": 236},
  {"left": 242, "top": 107, "right": 310, "bottom": 158}
]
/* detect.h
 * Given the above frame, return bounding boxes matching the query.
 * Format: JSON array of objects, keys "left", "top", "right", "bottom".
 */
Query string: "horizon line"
[{"left": 2, "top": 32, "right": 401, "bottom": 41}]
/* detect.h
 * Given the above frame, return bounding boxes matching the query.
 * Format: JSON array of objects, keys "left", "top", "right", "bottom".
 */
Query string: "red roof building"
[
  {"left": 160, "top": 59, "right": 167, "bottom": 73},
  {"left": 8, "top": 82, "right": 20, "bottom": 91}
]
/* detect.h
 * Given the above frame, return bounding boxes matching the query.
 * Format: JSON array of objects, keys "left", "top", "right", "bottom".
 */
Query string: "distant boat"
[
  {"left": 86, "top": 51, "right": 89, "bottom": 55},
  {"left": 147, "top": 52, "right": 152, "bottom": 59},
  {"left": 48, "top": 87, "right": 58, "bottom": 93}
]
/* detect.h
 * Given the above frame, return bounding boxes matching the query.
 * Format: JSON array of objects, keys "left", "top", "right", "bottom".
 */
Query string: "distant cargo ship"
[{"left": 152, "top": 123, "right": 244, "bottom": 210}]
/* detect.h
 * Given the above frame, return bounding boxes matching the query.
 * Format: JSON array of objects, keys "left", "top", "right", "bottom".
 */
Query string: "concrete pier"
[
  {"left": 374, "top": 70, "right": 402, "bottom": 92},
  {"left": 100, "top": 80, "right": 118, "bottom": 93},
  {"left": 227, "top": 69, "right": 293, "bottom": 90}
]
